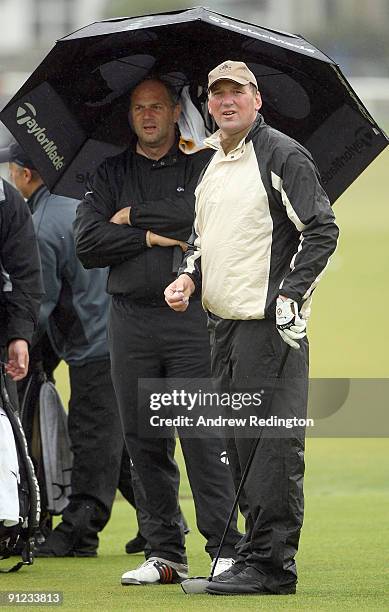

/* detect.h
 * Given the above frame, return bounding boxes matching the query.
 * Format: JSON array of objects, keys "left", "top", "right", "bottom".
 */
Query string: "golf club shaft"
[{"left": 209, "top": 345, "right": 291, "bottom": 579}]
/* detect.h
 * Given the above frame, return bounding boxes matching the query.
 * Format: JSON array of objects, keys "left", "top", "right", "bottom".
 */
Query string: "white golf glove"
[{"left": 276, "top": 297, "right": 307, "bottom": 350}]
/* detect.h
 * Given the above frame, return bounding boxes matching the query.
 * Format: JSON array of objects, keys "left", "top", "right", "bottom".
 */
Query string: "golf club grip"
[{"left": 209, "top": 345, "right": 290, "bottom": 579}]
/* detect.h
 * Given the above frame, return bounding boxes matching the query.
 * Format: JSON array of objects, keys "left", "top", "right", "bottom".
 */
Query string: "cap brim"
[{"left": 208, "top": 76, "right": 250, "bottom": 89}]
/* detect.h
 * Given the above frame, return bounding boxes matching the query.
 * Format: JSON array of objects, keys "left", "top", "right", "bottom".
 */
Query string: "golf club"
[{"left": 181, "top": 345, "right": 290, "bottom": 594}]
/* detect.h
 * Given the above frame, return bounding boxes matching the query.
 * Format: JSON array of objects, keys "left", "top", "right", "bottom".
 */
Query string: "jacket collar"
[
  {"left": 131, "top": 138, "right": 182, "bottom": 168},
  {"left": 245, "top": 113, "right": 265, "bottom": 143},
  {"left": 27, "top": 184, "right": 49, "bottom": 214}
]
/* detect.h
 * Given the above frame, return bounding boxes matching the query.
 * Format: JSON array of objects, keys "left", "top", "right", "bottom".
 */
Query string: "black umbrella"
[{"left": 0, "top": 7, "right": 387, "bottom": 203}]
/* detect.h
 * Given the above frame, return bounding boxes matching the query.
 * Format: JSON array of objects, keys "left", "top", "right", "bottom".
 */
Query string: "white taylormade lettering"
[
  {"left": 28, "top": 124, "right": 42, "bottom": 135},
  {"left": 15, "top": 102, "right": 65, "bottom": 171},
  {"left": 16, "top": 102, "right": 36, "bottom": 125},
  {"left": 44, "top": 142, "right": 56, "bottom": 153}
]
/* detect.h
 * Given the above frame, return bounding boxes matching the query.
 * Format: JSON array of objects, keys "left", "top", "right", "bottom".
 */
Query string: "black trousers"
[
  {"left": 68, "top": 359, "right": 123, "bottom": 511},
  {"left": 108, "top": 297, "right": 241, "bottom": 564},
  {"left": 208, "top": 315, "right": 308, "bottom": 592},
  {"left": 18, "top": 344, "right": 137, "bottom": 553},
  {"left": 59, "top": 359, "right": 131, "bottom": 551}
]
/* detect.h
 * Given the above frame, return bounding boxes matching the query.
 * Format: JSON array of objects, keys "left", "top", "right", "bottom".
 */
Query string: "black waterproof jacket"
[
  {"left": 74, "top": 143, "right": 212, "bottom": 304},
  {"left": 0, "top": 178, "right": 43, "bottom": 347}
]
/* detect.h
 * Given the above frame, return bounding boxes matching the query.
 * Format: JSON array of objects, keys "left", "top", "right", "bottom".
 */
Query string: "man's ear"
[
  {"left": 24, "top": 168, "right": 33, "bottom": 183},
  {"left": 127, "top": 109, "right": 132, "bottom": 128},
  {"left": 255, "top": 90, "right": 262, "bottom": 112},
  {"left": 207, "top": 101, "right": 213, "bottom": 116}
]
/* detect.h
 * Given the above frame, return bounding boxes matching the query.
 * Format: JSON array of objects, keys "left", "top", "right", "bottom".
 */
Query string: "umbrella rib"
[
  {"left": 254, "top": 72, "right": 291, "bottom": 78},
  {"left": 114, "top": 58, "right": 142, "bottom": 66}
]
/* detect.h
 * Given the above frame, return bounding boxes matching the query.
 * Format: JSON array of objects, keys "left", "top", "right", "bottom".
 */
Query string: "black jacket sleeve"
[
  {"left": 0, "top": 179, "right": 43, "bottom": 346},
  {"left": 272, "top": 148, "right": 339, "bottom": 303},
  {"left": 177, "top": 223, "right": 202, "bottom": 287},
  {"left": 74, "top": 162, "right": 148, "bottom": 269},
  {"left": 130, "top": 195, "right": 193, "bottom": 239}
]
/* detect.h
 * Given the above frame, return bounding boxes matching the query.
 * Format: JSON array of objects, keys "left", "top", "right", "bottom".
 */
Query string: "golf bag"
[
  {"left": 0, "top": 366, "right": 40, "bottom": 572},
  {"left": 18, "top": 360, "right": 73, "bottom": 542}
]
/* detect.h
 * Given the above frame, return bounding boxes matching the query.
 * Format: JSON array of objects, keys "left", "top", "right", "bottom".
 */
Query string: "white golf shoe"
[
  {"left": 121, "top": 557, "right": 188, "bottom": 585},
  {"left": 211, "top": 557, "right": 235, "bottom": 577}
]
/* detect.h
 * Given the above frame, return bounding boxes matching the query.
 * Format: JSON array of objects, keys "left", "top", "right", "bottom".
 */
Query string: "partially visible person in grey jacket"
[{"left": 2, "top": 141, "right": 133, "bottom": 557}]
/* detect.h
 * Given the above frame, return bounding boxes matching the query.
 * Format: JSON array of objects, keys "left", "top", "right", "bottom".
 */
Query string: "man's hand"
[
  {"left": 5, "top": 339, "right": 29, "bottom": 381},
  {"left": 164, "top": 274, "right": 195, "bottom": 312},
  {"left": 148, "top": 232, "right": 188, "bottom": 252},
  {"left": 276, "top": 296, "right": 307, "bottom": 350},
  {"left": 110, "top": 207, "right": 131, "bottom": 225}
]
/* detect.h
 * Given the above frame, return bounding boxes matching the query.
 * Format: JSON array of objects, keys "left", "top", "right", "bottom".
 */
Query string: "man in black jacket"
[
  {"left": 74, "top": 78, "right": 241, "bottom": 584},
  {"left": 0, "top": 177, "right": 42, "bottom": 382}
]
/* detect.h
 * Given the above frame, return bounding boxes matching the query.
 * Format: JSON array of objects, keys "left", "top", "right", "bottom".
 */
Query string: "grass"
[
  {"left": 2, "top": 150, "right": 389, "bottom": 609},
  {"left": 309, "top": 148, "right": 389, "bottom": 378},
  {"left": 2, "top": 439, "right": 388, "bottom": 610}
]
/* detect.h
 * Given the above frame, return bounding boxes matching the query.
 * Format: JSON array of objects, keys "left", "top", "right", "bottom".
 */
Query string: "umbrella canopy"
[{"left": 0, "top": 7, "right": 387, "bottom": 203}]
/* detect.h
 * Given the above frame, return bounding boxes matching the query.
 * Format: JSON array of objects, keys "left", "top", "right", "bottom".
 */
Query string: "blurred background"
[
  {"left": 1, "top": 0, "right": 389, "bottom": 146},
  {"left": 0, "top": 1, "right": 388, "bottom": 379}
]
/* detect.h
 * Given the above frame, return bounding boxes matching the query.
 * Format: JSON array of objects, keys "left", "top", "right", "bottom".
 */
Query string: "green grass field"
[
  {"left": 309, "top": 148, "right": 389, "bottom": 378},
  {"left": 2, "top": 150, "right": 388, "bottom": 610},
  {"left": 2, "top": 439, "right": 388, "bottom": 610}
]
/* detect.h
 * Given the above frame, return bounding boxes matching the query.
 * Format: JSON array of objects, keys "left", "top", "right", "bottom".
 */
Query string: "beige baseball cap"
[{"left": 208, "top": 60, "right": 258, "bottom": 90}]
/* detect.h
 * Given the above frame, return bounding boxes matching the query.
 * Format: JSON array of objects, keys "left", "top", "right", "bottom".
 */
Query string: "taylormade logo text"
[{"left": 16, "top": 102, "right": 64, "bottom": 171}]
